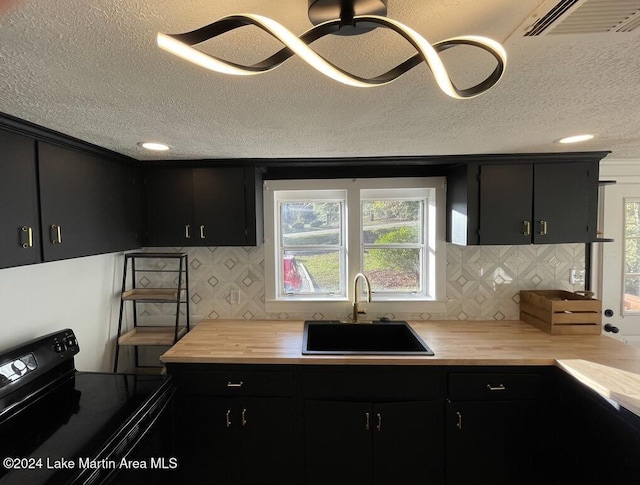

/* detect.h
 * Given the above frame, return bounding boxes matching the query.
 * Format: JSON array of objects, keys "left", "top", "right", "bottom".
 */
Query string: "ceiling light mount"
[
  {"left": 308, "top": 0, "right": 388, "bottom": 35},
  {"left": 157, "top": 0, "right": 507, "bottom": 99}
]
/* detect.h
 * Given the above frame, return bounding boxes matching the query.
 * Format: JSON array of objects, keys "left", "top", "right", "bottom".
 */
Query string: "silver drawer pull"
[
  {"left": 365, "top": 412, "right": 370, "bottom": 431},
  {"left": 456, "top": 411, "right": 462, "bottom": 430},
  {"left": 487, "top": 384, "right": 506, "bottom": 391},
  {"left": 226, "top": 409, "right": 231, "bottom": 428},
  {"left": 242, "top": 408, "right": 247, "bottom": 426},
  {"left": 227, "top": 381, "right": 243, "bottom": 388}
]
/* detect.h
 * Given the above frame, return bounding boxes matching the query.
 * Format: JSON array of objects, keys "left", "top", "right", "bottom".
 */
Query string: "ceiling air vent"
[{"left": 523, "top": 0, "right": 640, "bottom": 36}]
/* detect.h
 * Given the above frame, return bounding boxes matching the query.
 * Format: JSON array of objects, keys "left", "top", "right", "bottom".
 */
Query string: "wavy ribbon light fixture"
[{"left": 157, "top": 0, "right": 507, "bottom": 99}]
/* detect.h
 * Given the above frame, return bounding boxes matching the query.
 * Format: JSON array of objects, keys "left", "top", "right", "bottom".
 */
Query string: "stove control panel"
[
  {"left": 51, "top": 330, "right": 80, "bottom": 358},
  {"left": 0, "top": 329, "right": 80, "bottom": 399}
]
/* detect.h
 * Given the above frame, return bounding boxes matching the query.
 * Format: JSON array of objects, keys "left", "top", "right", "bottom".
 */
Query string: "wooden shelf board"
[
  {"left": 122, "top": 288, "right": 180, "bottom": 301},
  {"left": 118, "top": 326, "right": 187, "bottom": 346}
]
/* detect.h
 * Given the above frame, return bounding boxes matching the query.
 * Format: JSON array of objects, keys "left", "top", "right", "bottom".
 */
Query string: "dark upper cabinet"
[
  {"left": 145, "top": 166, "right": 263, "bottom": 247},
  {"left": 447, "top": 154, "right": 605, "bottom": 245},
  {"left": 0, "top": 129, "right": 41, "bottom": 269},
  {"left": 38, "top": 141, "right": 141, "bottom": 261}
]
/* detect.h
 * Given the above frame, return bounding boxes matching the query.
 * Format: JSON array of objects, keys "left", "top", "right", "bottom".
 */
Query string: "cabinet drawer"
[
  {"left": 303, "top": 367, "right": 445, "bottom": 401},
  {"left": 448, "top": 373, "right": 541, "bottom": 400},
  {"left": 177, "top": 370, "right": 294, "bottom": 397}
]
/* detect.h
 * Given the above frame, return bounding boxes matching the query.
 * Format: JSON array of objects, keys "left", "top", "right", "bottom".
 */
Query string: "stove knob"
[
  {"left": 65, "top": 336, "right": 77, "bottom": 348},
  {"left": 24, "top": 355, "right": 37, "bottom": 370},
  {"left": 11, "top": 359, "right": 27, "bottom": 375},
  {"left": 54, "top": 342, "right": 66, "bottom": 353}
]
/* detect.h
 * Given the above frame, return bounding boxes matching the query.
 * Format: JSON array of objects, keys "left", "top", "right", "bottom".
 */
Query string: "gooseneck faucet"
[{"left": 352, "top": 272, "right": 372, "bottom": 323}]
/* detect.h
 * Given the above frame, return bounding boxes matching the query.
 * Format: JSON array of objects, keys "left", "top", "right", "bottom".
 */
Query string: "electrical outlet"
[
  {"left": 570, "top": 269, "right": 586, "bottom": 285},
  {"left": 230, "top": 288, "right": 240, "bottom": 304}
]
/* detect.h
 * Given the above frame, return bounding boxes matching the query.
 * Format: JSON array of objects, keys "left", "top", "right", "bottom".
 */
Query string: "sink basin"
[{"left": 302, "top": 321, "right": 434, "bottom": 355}]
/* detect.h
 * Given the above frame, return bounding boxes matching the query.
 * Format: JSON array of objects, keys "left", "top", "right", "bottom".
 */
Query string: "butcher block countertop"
[{"left": 161, "top": 319, "right": 640, "bottom": 416}]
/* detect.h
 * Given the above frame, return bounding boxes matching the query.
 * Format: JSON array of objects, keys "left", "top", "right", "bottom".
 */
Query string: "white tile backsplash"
[{"left": 137, "top": 243, "right": 586, "bottom": 322}]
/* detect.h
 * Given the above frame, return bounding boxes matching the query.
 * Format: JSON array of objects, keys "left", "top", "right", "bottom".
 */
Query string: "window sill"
[{"left": 265, "top": 299, "right": 447, "bottom": 315}]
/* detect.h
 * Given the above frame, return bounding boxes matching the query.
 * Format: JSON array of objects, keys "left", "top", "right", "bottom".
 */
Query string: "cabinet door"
[
  {"left": 192, "top": 168, "right": 247, "bottom": 246},
  {"left": 239, "top": 398, "right": 295, "bottom": 485},
  {"left": 556, "top": 376, "right": 640, "bottom": 485},
  {"left": 479, "top": 164, "right": 533, "bottom": 245},
  {"left": 175, "top": 396, "right": 238, "bottom": 485},
  {"left": 304, "top": 400, "right": 373, "bottom": 485},
  {"left": 446, "top": 400, "right": 538, "bottom": 485},
  {"left": 146, "top": 168, "right": 194, "bottom": 246},
  {"left": 0, "top": 130, "right": 41, "bottom": 268},
  {"left": 373, "top": 401, "right": 445, "bottom": 485},
  {"left": 38, "top": 142, "right": 136, "bottom": 261},
  {"left": 533, "top": 161, "right": 596, "bottom": 243}
]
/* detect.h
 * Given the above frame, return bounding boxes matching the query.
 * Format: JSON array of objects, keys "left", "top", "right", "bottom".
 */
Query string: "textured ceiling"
[{"left": 1, "top": 0, "right": 639, "bottom": 161}]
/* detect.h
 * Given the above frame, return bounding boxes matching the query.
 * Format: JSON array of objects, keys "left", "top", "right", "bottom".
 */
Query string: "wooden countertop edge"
[{"left": 160, "top": 319, "right": 640, "bottom": 417}]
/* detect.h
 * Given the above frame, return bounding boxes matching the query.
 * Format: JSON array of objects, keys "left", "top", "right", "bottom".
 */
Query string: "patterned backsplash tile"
[{"left": 135, "top": 243, "right": 585, "bottom": 323}]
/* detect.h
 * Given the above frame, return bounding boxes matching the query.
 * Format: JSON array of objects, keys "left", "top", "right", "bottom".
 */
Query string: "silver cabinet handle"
[
  {"left": 487, "top": 384, "right": 506, "bottom": 391},
  {"left": 226, "top": 409, "right": 232, "bottom": 428},
  {"left": 523, "top": 220, "right": 531, "bottom": 236},
  {"left": 51, "top": 224, "right": 62, "bottom": 244},
  {"left": 227, "top": 381, "right": 243, "bottom": 388},
  {"left": 456, "top": 411, "right": 462, "bottom": 430},
  {"left": 21, "top": 226, "right": 33, "bottom": 248},
  {"left": 365, "top": 412, "right": 370, "bottom": 431},
  {"left": 185, "top": 224, "right": 191, "bottom": 239},
  {"left": 242, "top": 408, "right": 247, "bottom": 427},
  {"left": 200, "top": 225, "right": 205, "bottom": 239},
  {"left": 539, "top": 220, "right": 548, "bottom": 236},
  {"left": 376, "top": 413, "right": 382, "bottom": 432}
]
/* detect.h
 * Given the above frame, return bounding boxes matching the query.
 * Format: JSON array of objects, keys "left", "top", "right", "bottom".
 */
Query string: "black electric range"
[{"left": 0, "top": 329, "right": 175, "bottom": 485}]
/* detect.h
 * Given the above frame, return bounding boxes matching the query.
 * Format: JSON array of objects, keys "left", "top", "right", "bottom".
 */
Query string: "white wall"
[{"left": 0, "top": 252, "right": 124, "bottom": 371}]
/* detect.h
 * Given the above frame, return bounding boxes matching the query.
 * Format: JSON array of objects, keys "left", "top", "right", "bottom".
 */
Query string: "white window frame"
[{"left": 263, "top": 178, "right": 447, "bottom": 314}]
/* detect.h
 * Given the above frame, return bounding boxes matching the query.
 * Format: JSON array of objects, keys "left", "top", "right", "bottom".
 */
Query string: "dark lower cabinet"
[
  {"left": 304, "top": 400, "right": 373, "bottom": 485},
  {"left": 373, "top": 401, "right": 444, "bottom": 485},
  {"left": 445, "top": 370, "right": 547, "bottom": 485},
  {"left": 166, "top": 364, "right": 640, "bottom": 485},
  {"left": 554, "top": 371, "right": 640, "bottom": 485},
  {"left": 168, "top": 365, "right": 296, "bottom": 485},
  {"left": 176, "top": 396, "right": 295, "bottom": 485},
  {"left": 0, "top": 129, "right": 41, "bottom": 269},
  {"left": 446, "top": 400, "right": 538, "bottom": 485},
  {"left": 305, "top": 400, "right": 444, "bottom": 485}
]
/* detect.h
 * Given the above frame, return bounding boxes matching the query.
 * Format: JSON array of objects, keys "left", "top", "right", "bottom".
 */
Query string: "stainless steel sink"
[{"left": 302, "top": 320, "right": 434, "bottom": 355}]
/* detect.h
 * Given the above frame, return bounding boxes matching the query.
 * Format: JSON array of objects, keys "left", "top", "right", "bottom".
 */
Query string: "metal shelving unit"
[{"left": 113, "top": 252, "right": 190, "bottom": 373}]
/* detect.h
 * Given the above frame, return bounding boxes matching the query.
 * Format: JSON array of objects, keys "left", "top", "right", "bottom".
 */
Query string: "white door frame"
[{"left": 594, "top": 159, "right": 640, "bottom": 344}]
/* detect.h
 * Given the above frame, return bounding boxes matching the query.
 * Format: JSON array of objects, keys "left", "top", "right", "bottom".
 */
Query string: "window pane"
[
  {"left": 626, "top": 201, "right": 640, "bottom": 237},
  {"left": 624, "top": 276, "right": 640, "bottom": 312},
  {"left": 282, "top": 250, "right": 341, "bottom": 295},
  {"left": 626, "top": 238, "right": 640, "bottom": 274},
  {"left": 624, "top": 200, "right": 640, "bottom": 313},
  {"left": 362, "top": 200, "right": 421, "bottom": 244},
  {"left": 363, "top": 248, "right": 421, "bottom": 292},
  {"left": 281, "top": 202, "right": 341, "bottom": 246}
]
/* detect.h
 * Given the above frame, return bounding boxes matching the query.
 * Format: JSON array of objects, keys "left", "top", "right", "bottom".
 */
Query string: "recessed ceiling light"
[
  {"left": 557, "top": 134, "right": 595, "bottom": 144},
  {"left": 138, "top": 142, "right": 171, "bottom": 151}
]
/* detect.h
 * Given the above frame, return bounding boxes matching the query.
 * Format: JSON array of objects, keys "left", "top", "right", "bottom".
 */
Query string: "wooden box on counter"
[{"left": 520, "top": 290, "right": 602, "bottom": 335}]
